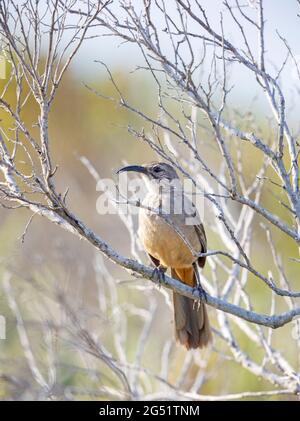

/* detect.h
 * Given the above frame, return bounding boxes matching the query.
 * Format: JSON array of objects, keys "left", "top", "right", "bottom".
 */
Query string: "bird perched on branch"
[{"left": 118, "top": 162, "right": 212, "bottom": 349}]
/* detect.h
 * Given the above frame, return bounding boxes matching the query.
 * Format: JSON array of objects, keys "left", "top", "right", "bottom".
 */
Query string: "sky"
[{"left": 67, "top": 0, "right": 300, "bottom": 115}]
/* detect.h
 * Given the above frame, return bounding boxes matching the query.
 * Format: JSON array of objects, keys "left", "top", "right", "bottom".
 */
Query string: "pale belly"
[{"left": 138, "top": 208, "right": 201, "bottom": 269}]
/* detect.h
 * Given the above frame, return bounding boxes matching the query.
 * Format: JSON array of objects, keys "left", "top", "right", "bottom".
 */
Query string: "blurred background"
[{"left": 0, "top": 0, "right": 299, "bottom": 400}]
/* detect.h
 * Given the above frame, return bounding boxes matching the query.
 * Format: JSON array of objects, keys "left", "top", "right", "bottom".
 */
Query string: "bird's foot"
[
  {"left": 192, "top": 284, "right": 207, "bottom": 309},
  {"left": 151, "top": 265, "right": 167, "bottom": 288}
]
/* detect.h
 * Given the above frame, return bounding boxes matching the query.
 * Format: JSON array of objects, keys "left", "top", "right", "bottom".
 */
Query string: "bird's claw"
[
  {"left": 192, "top": 284, "right": 207, "bottom": 307},
  {"left": 152, "top": 266, "right": 166, "bottom": 288}
]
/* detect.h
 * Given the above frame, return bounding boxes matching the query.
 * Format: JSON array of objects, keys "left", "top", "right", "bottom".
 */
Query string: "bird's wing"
[
  {"left": 181, "top": 192, "right": 207, "bottom": 267},
  {"left": 194, "top": 223, "right": 207, "bottom": 268}
]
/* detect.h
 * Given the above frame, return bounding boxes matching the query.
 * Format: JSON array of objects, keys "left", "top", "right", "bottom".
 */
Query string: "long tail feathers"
[{"left": 172, "top": 267, "right": 212, "bottom": 349}]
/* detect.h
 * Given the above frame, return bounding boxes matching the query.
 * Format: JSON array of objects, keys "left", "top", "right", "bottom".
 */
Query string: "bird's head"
[{"left": 117, "top": 162, "right": 179, "bottom": 181}]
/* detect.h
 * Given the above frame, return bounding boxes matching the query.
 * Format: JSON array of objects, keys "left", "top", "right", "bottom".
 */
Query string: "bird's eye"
[{"left": 153, "top": 166, "right": 162, "bottom": 173}]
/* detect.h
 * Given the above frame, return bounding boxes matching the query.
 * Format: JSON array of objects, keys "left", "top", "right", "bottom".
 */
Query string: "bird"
[{"left": 117, "top": 161, "right": 212, "bottom": 349}]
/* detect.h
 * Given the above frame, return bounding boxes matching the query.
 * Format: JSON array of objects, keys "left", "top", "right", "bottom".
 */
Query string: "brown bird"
[{"left": 118, "top": 162, "right": 212, "bottom": 349}]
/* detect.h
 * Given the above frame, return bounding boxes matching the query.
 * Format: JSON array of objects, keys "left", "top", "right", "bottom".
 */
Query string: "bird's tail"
[{"left": 171, "top": 267, "right": 212, "bottom": 349}]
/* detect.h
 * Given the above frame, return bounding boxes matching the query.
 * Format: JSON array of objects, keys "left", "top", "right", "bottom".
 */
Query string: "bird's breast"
[{"left": 138, "top": 193, "right": 201, "bottom": 268}]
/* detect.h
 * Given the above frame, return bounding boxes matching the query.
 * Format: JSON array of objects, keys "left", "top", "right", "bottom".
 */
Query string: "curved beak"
[{"left": 117, "top": 165, "right": 148, "bottom": 175}]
